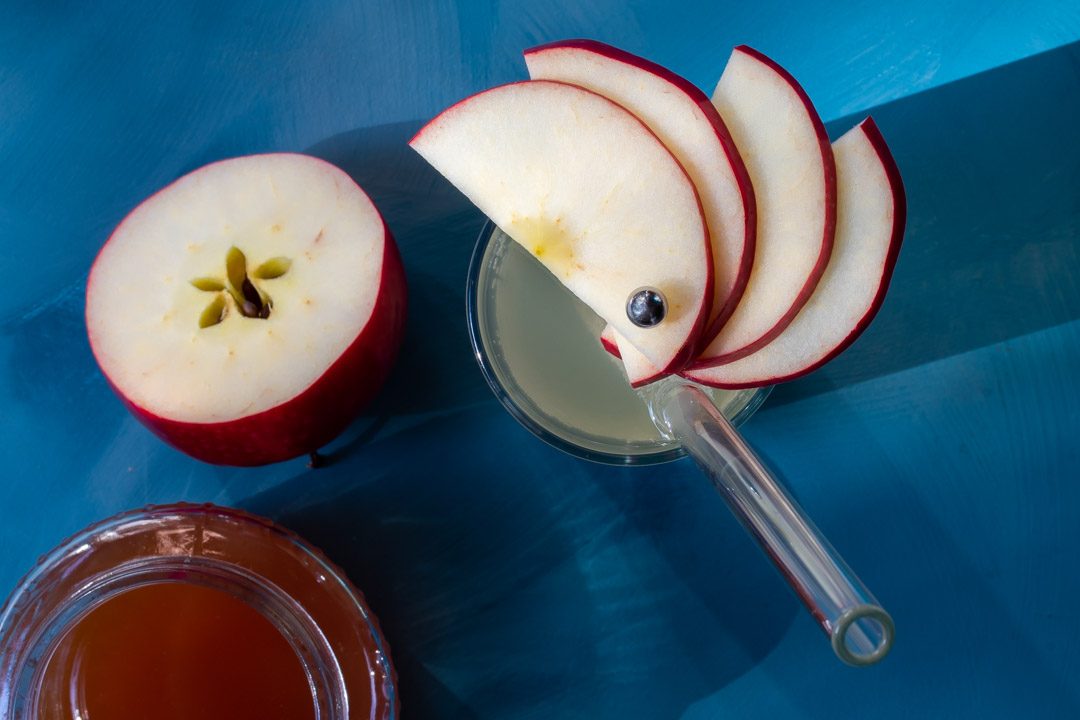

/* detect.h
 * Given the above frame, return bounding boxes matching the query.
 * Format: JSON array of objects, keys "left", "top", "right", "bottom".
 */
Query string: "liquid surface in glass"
[
  {"left": 36, "top": 582, "right": 317, "bottom": 720},
  {"left": 474, "top": 227, "right": 759, "bottom": 462}
]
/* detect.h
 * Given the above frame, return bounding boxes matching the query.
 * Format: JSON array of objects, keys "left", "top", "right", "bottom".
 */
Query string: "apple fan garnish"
[
  {"left": 413, "top": 41, "right": 906, "bottom": 665},
  {"left": 86, "top": 154, "right": 407, "bottom": 466}
]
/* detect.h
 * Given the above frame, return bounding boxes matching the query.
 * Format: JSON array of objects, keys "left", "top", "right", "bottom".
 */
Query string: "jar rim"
[{"left": 0, "top": 503, "right": 397, "bottom": 720}]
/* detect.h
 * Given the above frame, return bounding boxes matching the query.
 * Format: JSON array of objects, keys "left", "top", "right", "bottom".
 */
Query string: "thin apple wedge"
[
  {"left": 685, "top": 119, "right": 905, "bottom": 388},
  {"left": 410, "top": 80, "right": 712, "bottom": 373},
  {"left": 598, "top": 328, "right": 663, "bottom": 387},
  {"left": 525, "top": 39, "right": 755, "bottom": 335},
  {"left": 693, "top": 45, "right": 836, "bottom": 367},
  {"left": 597, "top": 324, "right": 667, "bottom": 388},
  {"left": 599, "top": 325, "right": 621, "bottom": 358}
]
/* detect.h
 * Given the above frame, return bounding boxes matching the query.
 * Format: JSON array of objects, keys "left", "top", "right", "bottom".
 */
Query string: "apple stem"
[{"left": 307, "top": 451, "right": 325, "bottom": 469}]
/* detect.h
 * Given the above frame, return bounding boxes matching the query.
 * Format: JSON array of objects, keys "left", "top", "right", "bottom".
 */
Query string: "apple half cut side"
[
  {"left": 692, "top": 45, "right": 836, "bottom": 368},
  {"left": 410, "top": 80, "right": 712, "bottom": 372},
  {"left": 86, "top": 154, "right": 408, "bottom": 466},
  {"left": 685, "top": 119, "right": 905, "bottom": 389},
  {"left": 525, "top": 39, "right": 755, "bottom": 336}
]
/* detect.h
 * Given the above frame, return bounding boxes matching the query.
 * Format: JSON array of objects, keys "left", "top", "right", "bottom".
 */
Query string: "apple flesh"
[
  {"left": 86, "top": 153, "right": 407, "bottom": 466},
  {"left": 525, "top": 39, "right": 754, "bottom": 337},
  {"left": 693, "top": 45, "right": 836, "bottom": 367},
  {"left": 685, "top": 119, "right": 905, "bottom": 388},
  {"left": 410, "top": 79, "right": 712, "bottom": 372}
]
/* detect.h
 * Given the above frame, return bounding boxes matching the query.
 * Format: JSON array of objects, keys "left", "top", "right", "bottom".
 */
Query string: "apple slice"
[
  {"left": 525, "top": 39, "right": 755, "bottom": 336},
  {"left": 86, "top": 153, "right": 407, "bottom": 466},
  {"left": 410, "top": 80, "right": 712, "bottom": 372},
  {"left": 597, "top": 327, "right": 664, "bottom": 387},
  {"left": 596, "top": 325, "right": 666, "bottom": 388},
  {"left": 685, "top": 119, "right": 905, "bottom": 388},
  {"left": 599, "top": 325, "right": 621, "bottom": 357},
  {"left": 693, "top": 45, "right": 836, "bottom": 367}
]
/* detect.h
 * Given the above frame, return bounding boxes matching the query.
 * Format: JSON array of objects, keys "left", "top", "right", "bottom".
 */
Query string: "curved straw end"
[{"left": 831, "top": 605, "right": 895, "bottom": 666}]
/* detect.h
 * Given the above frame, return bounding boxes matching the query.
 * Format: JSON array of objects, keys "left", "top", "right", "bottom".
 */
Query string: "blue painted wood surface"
[{"left": 2, "top": 2, "right": 1079, "bottom": 717}]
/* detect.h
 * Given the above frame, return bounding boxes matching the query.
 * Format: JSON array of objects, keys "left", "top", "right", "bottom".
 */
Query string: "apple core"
[{"left": 191, "top": 246, "right": 293, "bottom": 327}]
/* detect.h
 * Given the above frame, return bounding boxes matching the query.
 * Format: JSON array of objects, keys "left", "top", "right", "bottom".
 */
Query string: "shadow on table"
[
  {"left": 241, "top": 403, "right": 797, "bottom": 719},
  {"left": 301, "top": 120, "right": 493, "bottom": 465},
  {"left": 769, "top": 41, "right": 1080, "bottom": 407}
]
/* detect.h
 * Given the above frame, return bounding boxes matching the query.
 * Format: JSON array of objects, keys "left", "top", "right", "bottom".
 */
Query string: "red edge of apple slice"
[
  {"left": 689, "top": 44, "right": 837, "bottom": 369},
  {"left": 598, "top": 329, "right": 671, "bottom": 388},
  {"left": 410, "top": 79, "right": 713, "bottom": 375},
  {"left": 630, "top": 370, "right": 666, "bottom": 389},
  {"left": 525, "top": 39, "right": 757, "bottom": 343},
  {"left": 599, "top": 327, "right": 621, "bottom": 359},
  {"left": 686, "top": 117, "right": 906, "bottom": 390},
  {"left": 86, "top": 154, "right": 408, "bottom": 466}
]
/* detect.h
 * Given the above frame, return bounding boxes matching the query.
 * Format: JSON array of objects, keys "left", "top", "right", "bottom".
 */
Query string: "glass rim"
[{"left": 465, "top": 220, "right": 772, "bottom": 466}]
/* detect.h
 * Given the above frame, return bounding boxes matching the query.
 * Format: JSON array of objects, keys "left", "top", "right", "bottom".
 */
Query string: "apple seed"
[
  {"left": 199, "top": 294, "right": 228, "bottom": 328},
  {"left": 226, "top": 246, "right": 248, "bottom": 293},
  {"left": 190, "top": 277, "right": 225, "bottom": 292},
  {"left": 254, "top": 257, "right": 292, "bottom": 279}
]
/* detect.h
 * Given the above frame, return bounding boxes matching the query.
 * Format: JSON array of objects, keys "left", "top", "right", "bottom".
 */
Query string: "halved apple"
[
  {"left": 86, "top": 154, "right": 407, "bottom": 466},
  {"left": 410, "top": 80, "right": 712, "bottom": 372},
  {"left": 692, "top": 45, "right": 836, "bottom": 367},
  {"left": 685, "top": 119, "right": 905, "bottom": 388},
  {"left": 525, "top": 39, "right": 755, "bottom": 337}
]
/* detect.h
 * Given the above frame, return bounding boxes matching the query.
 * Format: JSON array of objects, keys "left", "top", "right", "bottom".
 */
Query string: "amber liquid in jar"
[{"left": 38, "top": 583, "right": 319, "bottom": 720}]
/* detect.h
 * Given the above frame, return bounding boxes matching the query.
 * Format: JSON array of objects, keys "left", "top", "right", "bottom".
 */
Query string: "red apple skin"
[
  {"left": 629, "top": 372, "right": 665, "bottom": 389},
  {"left": 87, "top": 156, "right": 408, "bottom": 466},
  {"left": 689, "top": 45, "right": 837, "bottom": 369},
  {"left": 525, "top": 39, "right": 756, "bottom": 344},
  {"left": 598, "top": 329, "right": 673, "bottom": 388},
  {"left": 688, "top": 118, "right": 905, "bottom": 390},
  {"left": 599, "top": 332, "right": 621, "bottom": 358}
]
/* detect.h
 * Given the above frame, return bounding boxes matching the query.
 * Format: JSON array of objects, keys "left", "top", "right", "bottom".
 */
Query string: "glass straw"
[{"left": 645, "top": 377, "right": 894, "bottom": 666}]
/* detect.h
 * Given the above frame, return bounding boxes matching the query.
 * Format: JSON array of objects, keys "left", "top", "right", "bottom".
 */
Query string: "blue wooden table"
[{"left": 2, "top": 2, "right": 1079, "bottom": 717}]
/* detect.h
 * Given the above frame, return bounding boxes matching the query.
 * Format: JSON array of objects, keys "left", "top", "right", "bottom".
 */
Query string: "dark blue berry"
[{"left": 626, "top": 287, "right": 666, "bottom": 328}]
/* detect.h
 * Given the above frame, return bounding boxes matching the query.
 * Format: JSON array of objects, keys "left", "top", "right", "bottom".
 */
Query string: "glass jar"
[{"left": 0, "top": 503, "right": 397, "bottom": 720}]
